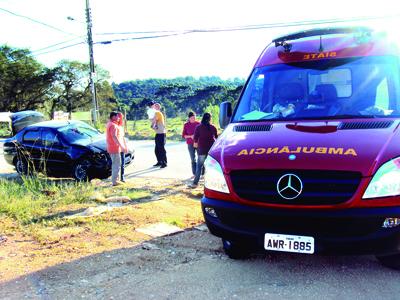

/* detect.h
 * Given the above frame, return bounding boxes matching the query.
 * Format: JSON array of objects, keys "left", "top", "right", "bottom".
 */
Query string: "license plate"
[{"left": 264, "top": 233, "right": 314, "bottom": 254}]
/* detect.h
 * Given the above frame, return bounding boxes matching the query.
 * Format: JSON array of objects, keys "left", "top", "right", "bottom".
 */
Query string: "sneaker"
[
  {"left": 153, "top": 162, "right": 162, "bottom": 167},
  {"left": 112, "top": 182, "right": 123, "bottom": 186},
  {"left": 160, "top": 164, "right": 167, "bottom": 168},
  {"left": 188, "top": 183, "right": 198, "bottom": 188}
]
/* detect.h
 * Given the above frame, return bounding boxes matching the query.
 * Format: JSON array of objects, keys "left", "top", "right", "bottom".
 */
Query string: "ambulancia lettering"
[{"left": 237, "top": 147, "right": 357, "bottom": 156}]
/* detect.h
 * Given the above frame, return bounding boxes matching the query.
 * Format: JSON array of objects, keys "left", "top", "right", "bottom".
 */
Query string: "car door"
[
  {"left": 40, "top": 128, "right": 69, "bottom": 174},
  {"left": 20, "top": 129, "right": 42, "bottom": 171}
]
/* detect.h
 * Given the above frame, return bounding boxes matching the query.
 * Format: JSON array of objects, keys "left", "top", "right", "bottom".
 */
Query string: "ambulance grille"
[
  {"left": 338, "top": 120, "right": 394, "bottom": 130},
  {"left": 233, "top": 124, "right": 273, "bottom": 132},
  {"left": 230, "top": 170, "right": 361, "bottom": 205}
]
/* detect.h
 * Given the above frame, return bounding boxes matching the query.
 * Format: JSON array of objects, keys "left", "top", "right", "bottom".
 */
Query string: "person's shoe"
[
  {"left": 153, "top": 162, "right": 162, "bottom": 167},
  {"left": 112, "top": 181, "right": 123, "bottom": 186},
  {"left": 160, "top": 164, "right": 167, "bottom": 168},
  {"left": 188, "top": 183, "right": 198, "bottom": 188}
]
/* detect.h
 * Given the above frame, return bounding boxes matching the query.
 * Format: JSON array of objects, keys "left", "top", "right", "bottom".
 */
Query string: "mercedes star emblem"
[{"left": 276, "top": 173, "right": 303, "bottom": 200}]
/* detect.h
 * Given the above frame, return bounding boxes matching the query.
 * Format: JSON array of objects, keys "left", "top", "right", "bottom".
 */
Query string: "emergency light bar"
[{"left": 273, "top": 26, "right": 372, "bottom": 47}]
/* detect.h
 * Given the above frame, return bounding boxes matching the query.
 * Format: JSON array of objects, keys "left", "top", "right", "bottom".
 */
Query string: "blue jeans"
[
  {"left": 120, "top": 152, "right": 125, "bottom": 181},
  {"left": 187, "top": 144, "right": 197, "bottom": 175},
  {"left": 155, "top": 134, "right": 167, "bottom": 165},
  {"left": 193, "top": 154, "right": 207, "bottom": 185}
]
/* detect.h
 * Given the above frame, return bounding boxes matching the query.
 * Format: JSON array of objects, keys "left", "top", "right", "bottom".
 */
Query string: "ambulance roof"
[{"left": 255, "top": 27, "right": 399, "bottom": 67}]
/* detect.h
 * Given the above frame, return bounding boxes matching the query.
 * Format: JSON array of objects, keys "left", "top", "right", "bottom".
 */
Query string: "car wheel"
[
  {"left": 15, "top": 157, "right": 32, "bottom": 175},
  {"left": 376, "top": 254, "right": 400, "bottom": 270},
  {"left": 222, "top": 239, "right": 251, "bottom": 259},
  {"left": 73, "top": 160, "right": 91, "bottom": 181}
]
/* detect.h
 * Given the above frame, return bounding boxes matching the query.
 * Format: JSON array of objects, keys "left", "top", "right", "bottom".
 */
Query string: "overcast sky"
[{"left": 1, "top": 0, "right": 399, "bottom": 82}]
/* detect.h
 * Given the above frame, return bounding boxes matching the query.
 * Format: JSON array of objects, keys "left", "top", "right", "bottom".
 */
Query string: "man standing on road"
[
  {"left": 106, "top": 111, "right": 127, "bottom": 186},
  {"left": 182, "top": 111, "right": 200, "bottom": 177},
  {"left": 148, "top": 101, "right": 167, "bottom": 168}
]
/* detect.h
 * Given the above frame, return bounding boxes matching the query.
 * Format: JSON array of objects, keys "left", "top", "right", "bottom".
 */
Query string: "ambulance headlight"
[
  {"left": 204, "top": 156, "right": 229, "bottom": 194},
  {"left": 363, "top": 157, "right": 400, "bottom": 199}
]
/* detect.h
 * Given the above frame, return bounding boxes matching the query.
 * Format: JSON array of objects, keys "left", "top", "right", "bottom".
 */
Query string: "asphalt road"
[
  {"left": 125, "top": 140, "right": 193, "bottom": 180},
  {"left": 0, "top": 140, "right": 194, "bottom": 181}
]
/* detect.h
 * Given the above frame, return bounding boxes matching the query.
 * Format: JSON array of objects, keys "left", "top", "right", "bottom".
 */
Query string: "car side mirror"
[{"left": 219, "top": 101, "right": 232, "bottom": 129}]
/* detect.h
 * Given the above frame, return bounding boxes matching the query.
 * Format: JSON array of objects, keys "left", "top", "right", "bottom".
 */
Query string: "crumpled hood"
[
  {"left": 70, "top": 136, "right": 107, "bottom": 152},
  {"left": 211, "top": 120, "right": 400, "bottom": 176}
]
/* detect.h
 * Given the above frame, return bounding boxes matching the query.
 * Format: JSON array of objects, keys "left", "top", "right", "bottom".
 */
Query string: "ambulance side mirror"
[{"left": 219, "top": 101, "right": 232, "bottom": 129}]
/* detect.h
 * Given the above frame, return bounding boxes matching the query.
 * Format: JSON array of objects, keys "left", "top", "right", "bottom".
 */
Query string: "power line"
[
  {"left": 94, "top": 13, "right": 400, "bottom": 37},
  {"left": 33, "top": 42, "right": 86, "bottom": 56},
  {"left": 31, "top": 37, "right": 86, "bottom": 54},
  {"left": 31, "top": 13, "right": 400, "bottom": 56},
  {"left": 94, "top": 31, "right": 191, "bottom": 44},
  {"left": 95, "top": 29, "right": 184, "bottom": 36},
  {"left": 0, "top": 7, "right": 80, "bottom": 37}
]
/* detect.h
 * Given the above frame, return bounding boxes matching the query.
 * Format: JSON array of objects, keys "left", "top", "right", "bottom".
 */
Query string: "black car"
[{"left": 3, "top": 120, "right": 134, "bottom": 181}]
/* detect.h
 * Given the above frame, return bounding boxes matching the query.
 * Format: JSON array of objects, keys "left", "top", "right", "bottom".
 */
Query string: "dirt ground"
[
  {"left": 0, "top": 227, "right": 225, "bottom": 299},
  {"left": 3, "top": 225, "right": 400, "bottom": 300},
  {"left": 2, "top": 153, "right": 400, "bottom": 299}
]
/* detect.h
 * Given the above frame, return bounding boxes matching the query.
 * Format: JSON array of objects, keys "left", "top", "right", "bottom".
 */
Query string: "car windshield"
[
  {"left": 58, "top": 124, "right": 101, "bottom": 143},
  {"left": 232, "top": 56, "right": 400, "bottom": 122}
]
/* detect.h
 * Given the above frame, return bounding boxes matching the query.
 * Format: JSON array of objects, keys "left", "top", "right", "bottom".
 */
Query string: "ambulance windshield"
[{"left": 233, "top": 56, "right": 400, "bottom": 122}]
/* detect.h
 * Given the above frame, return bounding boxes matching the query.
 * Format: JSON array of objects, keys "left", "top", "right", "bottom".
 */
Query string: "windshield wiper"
[{"left": 324, "top": 114, "right": 377, "bottom": 119}]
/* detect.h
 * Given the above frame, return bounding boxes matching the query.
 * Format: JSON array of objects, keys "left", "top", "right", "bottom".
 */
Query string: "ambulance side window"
[{"left": 249, "top": 74, "right": 265, "bottom": 111}]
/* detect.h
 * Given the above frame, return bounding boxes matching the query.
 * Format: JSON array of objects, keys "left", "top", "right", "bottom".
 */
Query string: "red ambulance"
[{"left": 202, "top": 27, "right": 400, "bottom": 269}]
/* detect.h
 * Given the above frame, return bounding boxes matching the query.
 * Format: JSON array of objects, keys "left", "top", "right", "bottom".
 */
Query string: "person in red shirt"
[
  {"left": 182, "top": 111, "right": 200, "bottom": 177},
  {"left": 189, "top": 112, "right": 218, "bottom": 188},
  {"left": 106, "top": 112, "right": 127, "bottom": 186}
]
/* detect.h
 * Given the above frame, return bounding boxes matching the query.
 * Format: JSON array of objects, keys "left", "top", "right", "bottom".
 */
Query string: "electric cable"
[
  {"left": 94, "top": 14, "right": 400, "bottom": 37},
  {"left": 0, "top": 7, "right": 81, "bottom": 37},
  {"left": 33, "top": 41, "right": 86, "bottom": 56},
  {"left": 25, "top": 13, "right": 400, "bottom": 56},
  {"left": 31, "top": 37, "right": 86, "bottom": 54}
]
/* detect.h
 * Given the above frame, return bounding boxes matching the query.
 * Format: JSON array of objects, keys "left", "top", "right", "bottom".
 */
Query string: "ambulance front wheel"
[{"left": 376, "top": 254, "right": 400, "bottom": 270}]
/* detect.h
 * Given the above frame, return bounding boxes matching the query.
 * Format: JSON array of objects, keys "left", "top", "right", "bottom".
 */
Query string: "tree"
[
  {"left": 0, "top": 45, "right": 56, "bottom": 112},
  {"left": 113, "top": 77, "right": 245, "bottom": 120},
  {"left": 47, "top": 60, "right": 117, "bottom": 120}
]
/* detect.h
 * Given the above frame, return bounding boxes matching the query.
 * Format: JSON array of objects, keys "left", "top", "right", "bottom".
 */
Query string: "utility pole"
[{"left": 85, "top": 0, "right": 98, "bottom": 124}]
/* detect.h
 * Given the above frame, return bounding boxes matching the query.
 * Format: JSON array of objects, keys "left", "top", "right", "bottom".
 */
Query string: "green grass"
[
  {"left": 0, "top": 122, "right": 11, "bottom": 137},
  {"left": 0, "top": 176, "right": 151, "bottom": 226},
  {"left": 126, "top": 116, "right": 186, "bottom": 141},
  {"left": 71, "top": 111, "right": 91, "bottom": 121},
  {"left": 0, "top": 177, "right": 94, "bottom": 224},
  {"left": 98, "top": 115, "right": 221, "bottom": 141}
]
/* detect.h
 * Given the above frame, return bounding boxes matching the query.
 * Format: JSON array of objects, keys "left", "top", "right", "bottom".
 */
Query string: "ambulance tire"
[
  {"left": 222, "top": 239, "right": 251, "bottom": 259},
  {"left": 376, "top": 254, "right": 400, "bottom": 270}
]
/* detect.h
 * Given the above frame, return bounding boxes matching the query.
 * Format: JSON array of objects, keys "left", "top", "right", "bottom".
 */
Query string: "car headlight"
[
  {"left": 204, "top": 156, "right": 229, "bottom": 194},
  {"left": 363, "top": 157, "right": 400, "bottom": 199},
  {"left": 88, "top": 146, "right": 102, "bottom": 153}
]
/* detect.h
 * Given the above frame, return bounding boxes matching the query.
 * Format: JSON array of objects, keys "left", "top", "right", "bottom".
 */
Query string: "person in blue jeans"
[
  {"left": 189, "top": 112, "right": 218, "bottom": 188},
  {"left": 117, "top": 112, "right": 128, "bottom": 182},
  {"left": 182, "top": 111, "right": 200, "bottom": 177}
]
